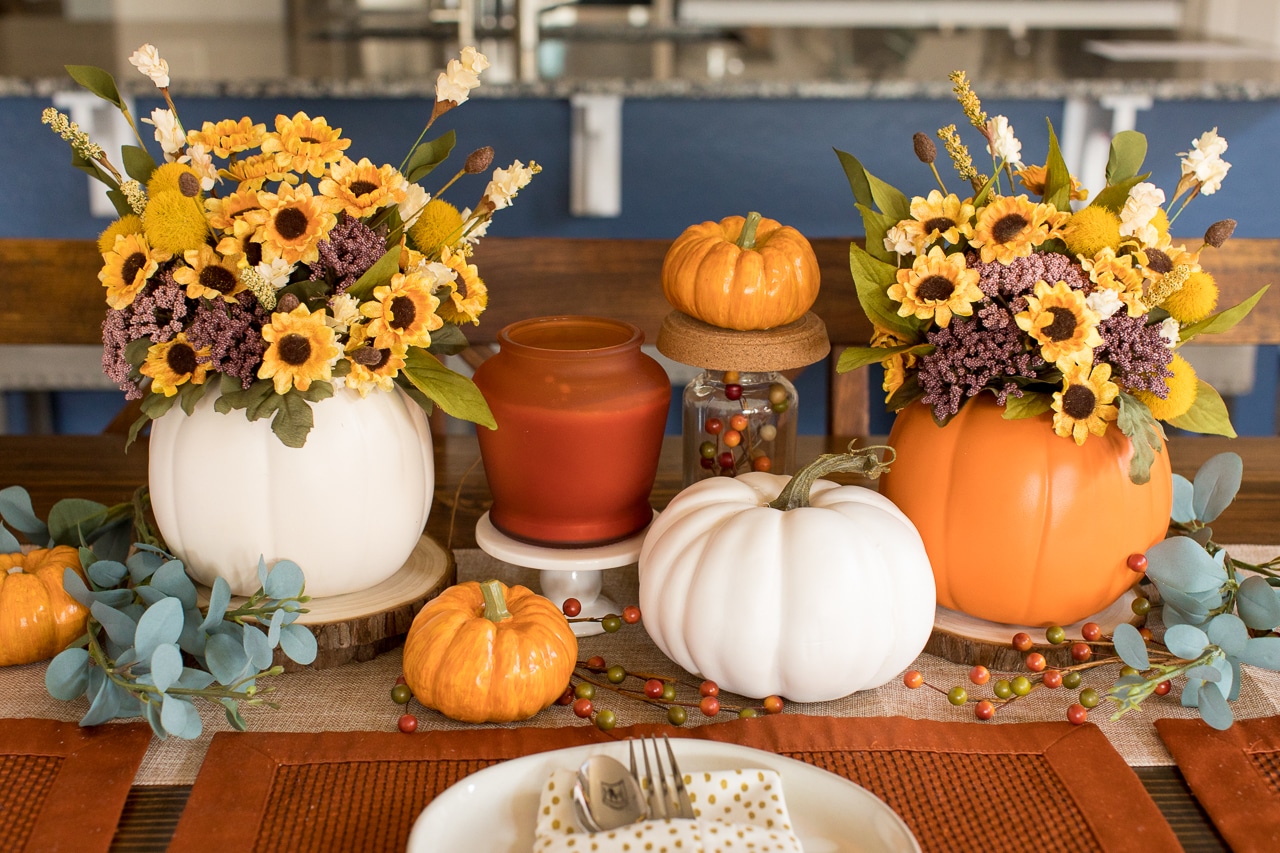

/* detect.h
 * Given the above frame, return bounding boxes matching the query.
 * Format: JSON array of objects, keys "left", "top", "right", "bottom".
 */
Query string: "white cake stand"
[{"left": 474, "top": 511, "right": 654, "bottom": 637}]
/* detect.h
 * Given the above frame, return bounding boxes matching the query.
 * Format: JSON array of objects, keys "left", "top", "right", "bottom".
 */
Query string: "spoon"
[{"left": 573, "top": 753, "right": 648, "bottom": 831}]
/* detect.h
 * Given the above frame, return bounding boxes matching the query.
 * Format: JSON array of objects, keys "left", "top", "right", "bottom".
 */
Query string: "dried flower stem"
[
  {"left": 949, "top": 70, "right": 988, "bottom": 132},
  {"left": 936, "top": 123, "right": 984, "bottom": 193}
]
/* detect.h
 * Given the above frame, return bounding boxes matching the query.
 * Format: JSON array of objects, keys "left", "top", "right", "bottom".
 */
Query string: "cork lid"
[{"left": 656, "top": 310, "right": 831, "bottom": 371}]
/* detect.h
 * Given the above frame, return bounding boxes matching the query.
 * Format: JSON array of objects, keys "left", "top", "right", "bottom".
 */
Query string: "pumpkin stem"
[
  {"left": 480, "top": 579, "right": 512, "bottom": 623},
  {"left": 736, "top": 211, "right": 763, "bottom": 250},
  {"left": 767, "top": 443, "right": 896, "bottom": 511}
]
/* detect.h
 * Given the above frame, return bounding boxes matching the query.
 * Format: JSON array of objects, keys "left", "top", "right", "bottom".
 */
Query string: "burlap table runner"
[
  {"left": 0, "top": 718, "right": 151, "bottom": 852},
  {"left": 1, "top": 547, "right": 1276, "bottom": 785},
  {"left": 169, "top": 715, "right": 1178, "bottom": 853}
]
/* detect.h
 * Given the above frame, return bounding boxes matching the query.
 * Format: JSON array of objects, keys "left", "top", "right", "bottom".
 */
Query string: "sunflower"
[
  {"left": 205, "top": 189, "right": 262, "bottom": 232},
  {"left": 172, "top": 245, "right": 246, "bottom": 302},
  {"left": 436, "top": 246, "right": 488, "bottom": 325},
  {"left": 1014, "top": 279, "right": 1103, "bottom": 367},
  {"left": 897, "top": 190, "right": 975, "bottom": 252},
  {"left": 886, "top": 246, "right": 983, "bottom": 328},
  {"left": 140, "top": 334, "right": 211, "bottom": 397},
  {"left": 224, "top": 152, "right": 297, "bottom": 191},
  {"left": 243, "top": 183, "right": 339, "bottom": 266},
  {"left": 1016, "top": 164, "right": 1089, "bottom": 201},
  {"left": 99, "top": 232, "right": 169, "bottom": 310},
  {"left": 260, "top": 111, "right": 351, "bottom": 178},
  {"left": 258, "top": 304, "right": 341, "bottom": 394},
  {"left": 1135, "top": 353, "right": 1198, "bottom": 420},
  {"left": 96, "top": 214, "right": 143, "bottom": 254},
  {"left": 1080, "top": 248, "right": 1145, "bottom": 317},
  {"left": 407, "top": 198, "right": 465, "bottom": 255},
  {"left": 1132, "top": 239, "right": 1201, "bottom": 286},
  {"left": 970, "top": 195, "right": 1067, "bottom": 264},
  {"left": 216, "top": 218, "right": 265, "bottom": 269},
  {"left": 186, "top": 117, "right": 266, "bottom": 158},
  {"left": 359, "top": 270, "right": 443, "bottom": 349},
  {"left": 1052, "top": 361, "right": 1119, "bottom": 445},
  {"left": 318, "top": 157, "right": 408, "bottom": 219},
  {"left": 342, "top": 324, "right": 407, "bottom": 397},
  {"left": 871, "top": 325, "right": 917, "bottom": 404}
]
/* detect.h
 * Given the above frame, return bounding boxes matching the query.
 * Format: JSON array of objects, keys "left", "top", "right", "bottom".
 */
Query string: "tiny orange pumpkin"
[
  {"left": 0, "top": 545, "right": 90, "bottom": 667},
  {"left": 661, "top": 211, "right": 820, "bottom": 331},
  {"left": 402, "top": 579, "right": 577, "bottom": 723}
]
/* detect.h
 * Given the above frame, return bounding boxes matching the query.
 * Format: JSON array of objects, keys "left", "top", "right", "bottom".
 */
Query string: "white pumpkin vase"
[
  {"left": 638, "top": 448, "right": 936, "bottom": 703},
  {"left": 149, "top": 385, "right": 434, "bottom": 598}
]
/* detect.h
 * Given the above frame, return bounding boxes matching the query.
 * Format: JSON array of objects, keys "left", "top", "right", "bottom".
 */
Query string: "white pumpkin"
[
  {"left": 149, "top": 385, "right": 434, "bottom": 598},
  {"left": 638, "top": 452, "right": 935, "bottom": 702}
]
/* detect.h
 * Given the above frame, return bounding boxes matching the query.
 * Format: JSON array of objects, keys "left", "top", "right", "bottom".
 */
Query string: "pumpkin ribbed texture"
[
  {"left": 880, "top": 397, "right": 1173, "bottom": 626},
  {"left": 0, "top": 546, "right": 89, "bottom": 666},
  {"left": 402, "top": 581, "right": 578, "bottom": 723},
  {"left": 661, "top": 214, "right": 820, "bottom": 331}
]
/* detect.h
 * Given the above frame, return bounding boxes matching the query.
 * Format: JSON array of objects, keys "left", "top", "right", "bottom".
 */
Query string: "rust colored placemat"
[
  {"left": 0, "top": 718, "right": 151, "bottom": 852},
  {"left": 1157, "top": 716, "right": 1280, "bottom": 851},
  {"left": 170, "top": 715, "right": 1177, "bottom": 853}
]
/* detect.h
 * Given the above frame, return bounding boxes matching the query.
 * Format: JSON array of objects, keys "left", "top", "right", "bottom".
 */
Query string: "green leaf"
[
  {"left": 81, "top": 670, "right": 127, "bottom": 726},
  {"left": 263, "top": 560, "right": 306, "bottom": 600},
  {"left": 150, "top": 643, "right": 183, "bottom": 693},
  {"left": 270, "top": 391, "right": 315, "bottom": 448},
  {"left": 971, "top": 170, "right": 1000, "bottom": 209},
  {"left": 1197, "top": 681, "right": 1233, "bottom": 731},
  {"left": 835, "top": 148, "right": 876, "bottom": 212},
  {"left": 426, "top": 323, "right": 471, "bottom": 357},
  {"left": 220, "top": 698, "right": 248, "bottom": 732},
  {"left": 404, "top": 129, "right": 457, "bottom": 183},
  {"left": 205, "top": 632, "right": 251, "bottom": 686},
  {"left": 1239, "top": 636, "right": 1280, "bottom": 669},
  {"left": 280, "top": 623, "right": 318, "bottom": 666},
  {"left": 1105, "top": 131, "right": 1147, "bottom": 185},
  {"left": 150, "top": 561, "right": 198, "bottom": 610},
  {"left": 836, "top": 343, "right": 931, "bottom": 374},
  {"left": 1116, "top": 392, "right": 1165, "bottom": 484},
  {"left": 401, "top": 349, "right": 496, "bottom": 429},
  {"left": 1112, "top": 623, "right": 1150, "bottom": 670},
  {"left": 854, "top": 204, "right": 903, "bottom": 264},
  {"left": 866, "top": 172, "right": 911, "bottom": 222},
  {"left": 1042, "top": 119, "right": 1073, "bottom": 212},
  {"left": 1001, "top": 392, "right": 1053, "bottom": 420},
  {"left": 848, "top": 242, "right": 920, "bottom": 340},
  {"left": 70, "top": 150, "right": 116, "bottom": 189},
  {"left": 121, "top": 145, "right": 157, "bottom": 185},
  {"left": 1237, "top": 575, "right": 1280, "bottom": 632},
  {"left": 126, "top": 411, "right": 152, "bottom": 449},
  {"left": 1165, "top": 624, "right": 1211, "bottom": 660},
  {"left": 161, "top": 694, "right": 203, "bottom": 740},
  {"left": 46, "top": 648, "right": 92, "bottom": 701},
  {"left": 178, "top": 379, "right": 212, "bottom": 417},
  {"left": 1192, "top": 452, "right": 1243, "bottom": 523},
  {"left": 1146, "top": 536, "right": 1228, "bottom": 594},
  {"left": 87, "top": 559, "right": 128, "bottom": 589},
  {"left": 1090, "top": 174, "right": 1150, "bottom": 215},
  {"left": 47, "top": 498, "right": 110, "bottom": 546},
  {"left": 0, "top": 485, "right": 49, "bottom": 542},
  {"left": 1171, "top": 474, "right": 1195, "bottom": 524},
  {"left": 65, "top": 64, "right": 124, "bottom": 108},
  {"left": 107, "top": 189, "right": 133, "bottom": 219},
  {"left": 200, "top": 578, "right": 233, "bottom": 634},
  {"left": 216, "top": 379, "right": 274, "bottom": 417},
  {"left": 140, "top": 388, "right": 180, "bottom": 422},
  {"left": 886, "top": 375, "right": 924, "bottom": 412},
  {"left": 91, "top": 600, "right": 137, "bottom": 647},
  {"left": 1179, "top": 285, "right": 1269, "bottom": 343},
  {"left": 134, "top": 597, "right": 184, "bottom": 662},
  {"left": 344, "top": 246, "right": 401, "bottom": 302},
  {"left": 0, "top": 525, "right": 18, "bottom": 553},
  {"left": 297, "top": 381, "right": 335, "bottom": 404},
  {"left": 1207, "top": 613, "right": 1249, "bottom": 658},
  {"left": 1168, "top": 380, "right": 1237, "bottom": 438}
]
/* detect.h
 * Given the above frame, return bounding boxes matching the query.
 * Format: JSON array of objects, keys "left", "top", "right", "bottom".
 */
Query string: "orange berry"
[
  {"left": 903, "top": 670, "right": 925, "bottom": 689},
  {"left": 968, "top": 665, "right": 990, "bottom": 685}
]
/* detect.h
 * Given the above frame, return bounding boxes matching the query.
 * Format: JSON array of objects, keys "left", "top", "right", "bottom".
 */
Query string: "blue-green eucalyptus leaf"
[
  {"left": 135, "top": 586, "right": 167, "bottom": 606},
  {"left": 91, "top": 600, "right": 137, "bottom": 646},
  {"left": 80, "top": 673, "right": 127, "bottom": 727},
  {"left": 178, "top": 611, "right": 208, "bottom": 658},
  {"left": 243, "top": 625, "right": 273, "bottom": 671},
  {"left": 133, "top": 597, "right": 183, "bottom": 662},
  {"left": 1211, "top": 657, "right": 1234, "bottom": 698},
  {"left": 1185, "top": 665, "right": 1221, "bottom": 682},
  {"left": 1113, "top": 675, "right": 1146, "bottom": 688},
  {"left": 263, "top": 560, "right": 305, "bottom": 600},
  {"left": 150, "top": 643, "right": 183, "bottom": 693},
  {"left": 128, "top": 550, "right": 165, "bottom": 583},
  {"left": 1228, "top": 659, "right": 1242, "bottom": 701},
  {"left": 1192, "top": 452, "right": 1243, "bottom": 523},
  {"left": 220, "top": 698, "right": 248, "bottom": 732},
  {"left": 142, "top": 700, "right": 166, "bottom": 739},
  {"left": 1239, "top": 636, "right": 1280, "bottom": 670},
  {"left": 150, "top": 561, "right": 198, "bottom": 609},
  {"left": 45, "top": 648, "right": 91, "bottom": 700},
  {"left": 177, "top": 668, "right": 216, "bottom": 690},
  {"left": 0, "top": 524, "right": 20, "bottom": 553},
  {"left": 47, "top": 498, "right": 109, "bottom": 546},
  {"left": 62, "top": 567, "right": 95, "bottom": 608},
  {"left": 1196, "top": 681, "right": 1233, "bottom": 731},
  {"left": 279, "top": 623, "right": 318, "bottom": 665},
  {"left": 1207, "top": 613, "right": 1249, "bottom": 657},
  {"left": 267, "top": 609, "right": 285, "bottom": 647},
  {"left": 1181, "top": 678, "right": 1201, "bottom": 707},
  {"left": 90, "top": 519, "right": 132, "bottom": 564},
  {"left": 199, "top": 577, "right": 232, "bottom": 633},
  {"left": 87, "top": 560, "right": 129, "bottom": 589},
  {"left": 1146, "top": 537, "right": 1228, "bottom": 594},
  {"left": 1162, "top": 606, "right": 1191, "bottom": 628},
  {"left": 257, "top": 556, "right": 270, "bottom": 588},
  {"left": 160, "top": 695, "right": 202, "bottom": 740},
  {"left": 1156, "top": 585, "right": 1215, "bottom": 622},
  {"left": 1237, "top": 575, "right": 1280, "bottom": 631},
  {"left": 0, "top": 486, "right": 49, "bottom": 541},
  {"left": 1111, "top": 623, "right": 1150, "bottom": 670},
  {"left": 205, "top": 632, "right": 250, "bottom": 686},
  {"left": 1164, "top": 623, "right": 1211, "bottom": 660},
  {"left": 1169, "top": 474, "right": 1194, "bottom": 524}
]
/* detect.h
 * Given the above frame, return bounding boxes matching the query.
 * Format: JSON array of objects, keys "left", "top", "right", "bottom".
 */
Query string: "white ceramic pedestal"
[{"left": 475, "top": 511, "right": 653, "bottom": 637}]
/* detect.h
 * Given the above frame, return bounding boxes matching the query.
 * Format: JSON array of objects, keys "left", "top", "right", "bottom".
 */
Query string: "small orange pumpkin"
[
  {"left": 0, "top": 546, "right": 90, "bottom": 666},
  {"left": 402, "top": 579, "right": 577, "bottom": 723},
  {"left": 662, "top": 211, "right": 820, "bottom": 331},
  {"left": 880, "top": 396, "right": 1173, "bottom": 627}
]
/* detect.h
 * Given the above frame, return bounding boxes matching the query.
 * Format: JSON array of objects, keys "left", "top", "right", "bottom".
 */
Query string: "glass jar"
[{"left": 681, "top": 370, "right": 798, "bottom": 486}]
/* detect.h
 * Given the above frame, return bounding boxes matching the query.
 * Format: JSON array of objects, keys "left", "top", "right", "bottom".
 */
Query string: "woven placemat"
[
  {"left": 1156, "top": 715, "right": 1280, "bottom": 851},
  {"left": 170, "top": 715, "right": 1177, "bottom": 853},
  {"left": 0, "top": 718, "right": 151, "bottom": 852}
]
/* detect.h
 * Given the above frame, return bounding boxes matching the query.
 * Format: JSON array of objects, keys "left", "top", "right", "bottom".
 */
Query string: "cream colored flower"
[
  {"left": 460, "top": 46, "right": 491, "bottom": 75},
  {"left": 398, "top": 183, "right": 430, "bottom": 228},
  {"left": 145, "top": 108, "right": 185, "bottom": 161},
  {"left": 436, "top": 48, "right": 489, "bottom": 105},
  {"left": 883, "top": 223, "right": 916, "bottom": 256},
  {"left": 1118, "top": 182, "right": 1165, "bottom": 246},
  {"left": 485, "top": 160, "right": 540, "bottom": 210},
  {"left": 326, "top": 293, "right": 362, "bottom": 331},
  {"left": 256, "top": 258, "right": 296, "bottom": 290},
  {"left": 1159, "top": 317, "right": 1180, "bottom": 348},
  {"left": 128, "top": 44, "right": 169, "bottom": 88},
  {"left": 1085, "top": 288, "right": 1123, "bottom": 321},
  {"left": 179, "top": 143, "right": 218, "bottom": 191},
  {"left": 1180, "top": 128, "right": 1231, "bottom": 195},
  {"left": 985, "top": 115, "right": 1023, "bottom": 168}
]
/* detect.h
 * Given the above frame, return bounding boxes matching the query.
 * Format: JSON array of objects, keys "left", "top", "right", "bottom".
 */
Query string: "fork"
[{"left": 630, "top": 736, "right": 695, "bottom": 820}]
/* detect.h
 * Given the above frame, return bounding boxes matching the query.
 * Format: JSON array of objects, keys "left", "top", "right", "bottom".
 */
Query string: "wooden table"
[{"left": 3, "top": 432, "right": 1276, "bottom": 852}]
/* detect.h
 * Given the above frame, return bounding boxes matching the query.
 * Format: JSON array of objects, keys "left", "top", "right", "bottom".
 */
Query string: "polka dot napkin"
[{"left": 534, "top": 767, "right": 803, "bottom": 852}]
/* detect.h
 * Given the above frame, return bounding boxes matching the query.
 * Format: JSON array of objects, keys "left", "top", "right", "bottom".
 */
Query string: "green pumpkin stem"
[
  {"left": 480, "top": 579, "right": 512, "bottom": 622},
  {"left": 767, "top": 444, "right": 896, "bottom": 511},
  {"left": 736, "top": 211, "right": 763, "bottom": 250}
]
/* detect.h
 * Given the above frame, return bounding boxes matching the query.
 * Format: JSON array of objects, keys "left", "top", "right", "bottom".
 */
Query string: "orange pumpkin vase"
[
  {"left": 0, "top": 545, "right": 90, "bottom": 666},
  {"left": 880, "top": 396, "right": 1173, "bottom": 627}
]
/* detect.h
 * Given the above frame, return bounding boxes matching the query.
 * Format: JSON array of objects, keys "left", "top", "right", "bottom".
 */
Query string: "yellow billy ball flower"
[
  {"left": 143, "top": 191, "right": 210, "bottom": 255},
  {"left": 1149, "top": 207, "right": 1170, "bottom": 242},
  {"left": 1135, "top": 353, "right": 1198, "bottom": 420},
  {"left": 147, "top": 163, "right": 204, "bottom": 200},
  {"left": 1063, "top": 205, "right": 1122, "bottom": 259},
  {"left": 97, "top": 215, "right": 144, "bottom": 254},
  {"left": 1161, "top": 271, "right": 1219, "bottom": 323},
  {"left": 407, "top": 198, "right": 465, "bottom": 255}
]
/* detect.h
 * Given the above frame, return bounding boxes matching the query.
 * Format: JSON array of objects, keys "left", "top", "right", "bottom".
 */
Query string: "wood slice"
[
  {"left": 197, "top": 535, "right": 455, "bottom": 671},
  {"left": 655, "top": 310, "right": 830, "bottom": 371},
  {"left": 924, "top": 590, "right": 1145, "bottom": 671}
]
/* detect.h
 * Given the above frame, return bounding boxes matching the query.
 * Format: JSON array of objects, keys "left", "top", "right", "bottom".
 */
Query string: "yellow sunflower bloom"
[
  {"left": 99, "top": 232, "right": 169, "bottom": 310},
  {"left": 224, "top": 152, "right": 297, "bottom": 192},
  {"left": 140, "top": 334, "right": 211, "bottom": 397},
  {"left": 359, "top": 270, "right": 443, "bottom": 349},
  {"left": 243, "top": 182, "right": 339, "bottom": 266},
  {"left": 258, "top": 304, "right": 341, "bottom": 394},
  {"left": 260, "top": 111, "right": 351, "bottom": 178},
  {"left": 172, "top": 245, "right": 246, "bottom": 302},
  {"left": 186, "top": 117, "right": 266, "bottom": 159},
  {"left": 1052, "top": 361, "right": 1119, "bottom": 445},
  {"left": 1133, "top": 239, "right": 1201, "bottom": 287},
  {"left": 215, "top": 218, "right": 264, "bottom": 269},
  {"left": 886, "top": 246, "right": 983, "bottom": 328},
  {"left": 1080, "top": 248, "right": 1145, "bottom": 317},
  {"left": 318, "top": 157, "right": 409, "bottom": 219},
  {"left": 436, "top": 246, "right": 488, "bottom": 325},
  {"left": 343, "top": 324, "right": 407, "bottom": 397},
  {"left": 1135, "top": 353, "right": 1198, "bottom": 420},
  {"left": 970, "top": 195, "right": 1067, "bottom": 264},
  {"left": 899, "top": 190, "right": 975, "bottom": 252},
  {"left": 205, "top": 189, "right": 263, "bottom": 232},
  {"left": 96, "top": 215, "right": 143, "bottom": 254},
  {"left": 871, "top": 325, "right": 917, "bottom": 404},
  {"left": 1016, "top": 164, "right": 1089, "bottom": 201},
  {"left": 1014, "top": 279, "right": 1104, "bottom": 368}
]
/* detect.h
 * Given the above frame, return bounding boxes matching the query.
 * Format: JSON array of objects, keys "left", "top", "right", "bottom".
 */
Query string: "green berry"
[
  {"left": 667, "top": 706, "right": 688, "bottom": 726},
  {"left": 601, "top": 615, "right": 623, "bottom": 633},
  {"left": 595, "top": 709, "right": 617, "bottom": 731},
  {"left": 738, "top": 708, "right": 758, "bottom": 719},
  {"left": 947, "top": 686, "right": 968, "bottom": 706},
  {"left": 993, "top": 679, "right": 1013, "bottom": 699},
  {"left": 574, "top": 682, "right": 596, "bottom": 700},
  {"left": 661, "top": 683, "right": 677, "bottom": 702},
  {"left": 1046, "top": 625, "right": 1067, "bottom": 645},
  {"left": 391, "top": 684, "right": 412, "bottom": 705},
  {"left": 1062, "top": 671, "right": 1083, "bottom": 690},
  {"left": 1079, "top": 688, "right": 1101, "bottom": 709},
  {"left": 1119, "top": 665, "right": 1139, "bottom": 678},
  {"left": 1011, "top": 676, "right": 1032, "bottom": 697},
  {"left": 1131, "top": 597, "right": 1151, "bottom": 616},
  {"left": 606, "top": 664, "right": 627, "bottom": 684}
]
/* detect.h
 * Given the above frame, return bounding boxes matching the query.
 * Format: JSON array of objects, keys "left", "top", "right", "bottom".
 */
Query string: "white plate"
[{"left": 406, "top": 739, "right": 921, "bottom": 853}]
